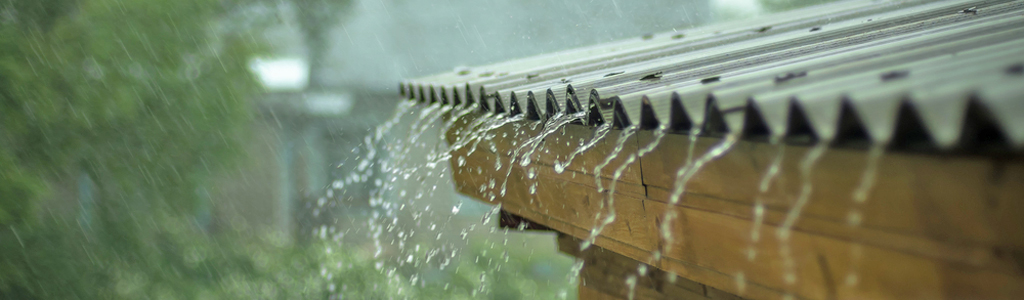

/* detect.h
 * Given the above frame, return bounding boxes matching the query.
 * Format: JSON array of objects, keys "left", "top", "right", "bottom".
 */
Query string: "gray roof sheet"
[{"left": 401, "top": 0, "right": 1024, "bottom": 152}]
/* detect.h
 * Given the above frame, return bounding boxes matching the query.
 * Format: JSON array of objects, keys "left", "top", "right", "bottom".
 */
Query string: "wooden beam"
[
  {"left": 445, "top": 114, "right": 1024, "bottom": 299},
  {"left": 562, "top": 234, "right": 718, "bottom": 300}
]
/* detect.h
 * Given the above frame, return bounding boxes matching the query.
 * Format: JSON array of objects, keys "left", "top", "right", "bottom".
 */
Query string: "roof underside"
[{"left": 401, "top": 0, "right": 1024, "bottom": 153}]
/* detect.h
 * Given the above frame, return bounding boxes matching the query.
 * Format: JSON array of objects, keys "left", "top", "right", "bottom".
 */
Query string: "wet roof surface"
[{"left": 402, "top": 0, "right": 1024, "bottom": 153}]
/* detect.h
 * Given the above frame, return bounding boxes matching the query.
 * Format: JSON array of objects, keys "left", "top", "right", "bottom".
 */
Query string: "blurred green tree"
[
  {"left": 0, "top": 0, "right": 574, "bottom": 299},
  {"left": 0, "top": 0, "right": 369, "bottom": 298},
  {"left": 0, "top": 0, "right": 258, "bottom": 225}
]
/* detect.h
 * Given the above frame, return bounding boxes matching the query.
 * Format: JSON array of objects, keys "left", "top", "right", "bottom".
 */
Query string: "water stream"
[
  {"left": 516, "top": 111, "right": 588, "bottom": 167},
  {"left": 748, "top": 137, "right": 786, "bottom": 262},
  {"left": 330, "top": 101, "right": 540, "bottom": 298},
  {"left": 352, "top": 101, "right": 597, "bottom": 298},
  {"left": 322, "top": 97, "right": 895, "bottom": 299},
  {"left": 424, "top": 104, "right": 480, "bottom": 165},
  {"left": 465, "top": 114, "right": 525, "bottom": 155},
  {"left": 615, "top": 126, "right": 670, "bottom": 300},
  {"left": 660, "top": 133, "right": 739, "bottom": 255},
  {"left": 497, "top": 111, "right": 587, "bottom": 196},
  {"left": 776, "top": 141, "right": 829, "bottom": 291},
  {"left": 553, "top": 123, "right": 614, "bottom": 174},
  {"left": 580, "top": 125, "right": 639, "bottom": 250},
  {"left": 844, "top": 144, "right": 885, "bottom": 287}
]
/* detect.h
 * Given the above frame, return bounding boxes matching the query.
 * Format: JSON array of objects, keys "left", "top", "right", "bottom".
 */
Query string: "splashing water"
[
  {"left": 776, "top": 141, "right": 829, "bottom": 287},
  {"left": 440, "top": 110, "right": 501, "bottom": 157},
  {"left": 373, "top": 101, "right": 418, "bottom": 143},
  {"left": 447, "top": 106, "right": 493, "bottom": 144},
  {"left": 316, "top": 99, "right": 589, "bottom": 298},
  {"left": 625, "top": 274, "right": 638, "bottom": 300},
  {"left": 407, "top": 103, "right": 451, "bottom": 146},
  {"left": 388, "top": 102, "right": 448, "bottom": 172},
  {"left": 327, "top": 95, "right": 885, "bottom": 299},
  {"left": 846, "top": 144, "right": 884, "bottom": 227},
  {"left": 654, "top": 126, "right": 703, "bottom": 253},
  {"left": 660, "top": 132, "right": 739, "bottom": 255},
  {"left": 553, "top": 123, "right": 614, "bottom": 173},
  {"left": 625, "top": 263, "right": 652, "bottom": 300},
  {"left": 593, "top": 125, "right": 640, "bottom": 193},
  {"left": 434, "top": 103, "right": 521, "bottom": 164},
  {"left": 464, "top": 115, "right": 526, "bottom": 157},
  {"left": 497, "top": 111, "right": 587, "bottom": 196},
  {"left": 516, "top": 111, "right": 588, "bottom": 167},
  {"left": 565, "top": 259, "right": 586, "bottom": 299},
  {"left": 684, "top": 128, "right": 701, "bottom": 170},
  {"left": 425, "top": 104, "right": 481, "bottom": 163},
  {"left": 580, "top": 124, "right": 670, "bottom": 251},
  {"left": 482, "top": 203, "right": 502, "bottom": 225},
  {"left": 579, "top": 125, "right": 638, "bottom": 250},
  {"left": 844, "top": 144, "right": 885, "bottom": 287},
  {"left": 747, "top": 138, "right": 785, "bottom": 262},
  {"left": 736, "top": 271, "right": 747, "bottom": 295}
]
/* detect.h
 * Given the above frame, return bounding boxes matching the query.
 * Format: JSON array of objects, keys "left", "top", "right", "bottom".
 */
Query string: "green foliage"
[
  {"left": 0, "top": 149, "right": 41, "bottom": 224},
  {"left": 1, "top": 0, "right": 80, "bottom": 31},
  {"left": 0, "top": 215, "right": 413, "bottom": 299},
  {"left": 0, "top": 0, "right": 369, "bottom": 298},
  {"left": 0, "top": 0, "right": 259, "bottom": 224},
  {"left": 0, "top": 0, "right": 576, "bottom": 299},
  {"left": 413, "top": 241, "right": 574, "bottom": 300}
]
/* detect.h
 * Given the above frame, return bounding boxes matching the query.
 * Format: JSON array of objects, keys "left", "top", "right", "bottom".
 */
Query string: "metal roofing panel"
[{"left": 402, "top": 0, "right": 1024, "bottom": 152}]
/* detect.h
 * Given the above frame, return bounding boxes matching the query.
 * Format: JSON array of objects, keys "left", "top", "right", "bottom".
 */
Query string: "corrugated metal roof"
[{"left": 400, "top": 0, "right": 1024, "bottom": 152}]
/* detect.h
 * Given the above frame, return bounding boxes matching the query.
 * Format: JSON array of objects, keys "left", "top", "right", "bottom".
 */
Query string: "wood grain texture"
[
  {"left": 445, "top": 114, "right": 1024, "bottom": 300},
  {"left": 565, "top": 234, "right": 718, "bottom": 300}
]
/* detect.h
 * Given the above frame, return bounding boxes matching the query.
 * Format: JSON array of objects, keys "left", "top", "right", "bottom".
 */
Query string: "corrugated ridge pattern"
[{"left": 400, "top": 0, "right": 1024, "bottom": 152}]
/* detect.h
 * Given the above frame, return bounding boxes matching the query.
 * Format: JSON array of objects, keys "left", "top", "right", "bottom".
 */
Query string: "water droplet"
[
  {"left": 847, "top": 211, "right": 863, "bottom": 226},
  {"left": 735, "top": 272, "right": 746, "bottom": 294},
  {"left": 845, "top": 273, "right": 859, "bottom": 286},
  {"left": 784, "top": 272, "right": 797, "bottom": 284}
]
